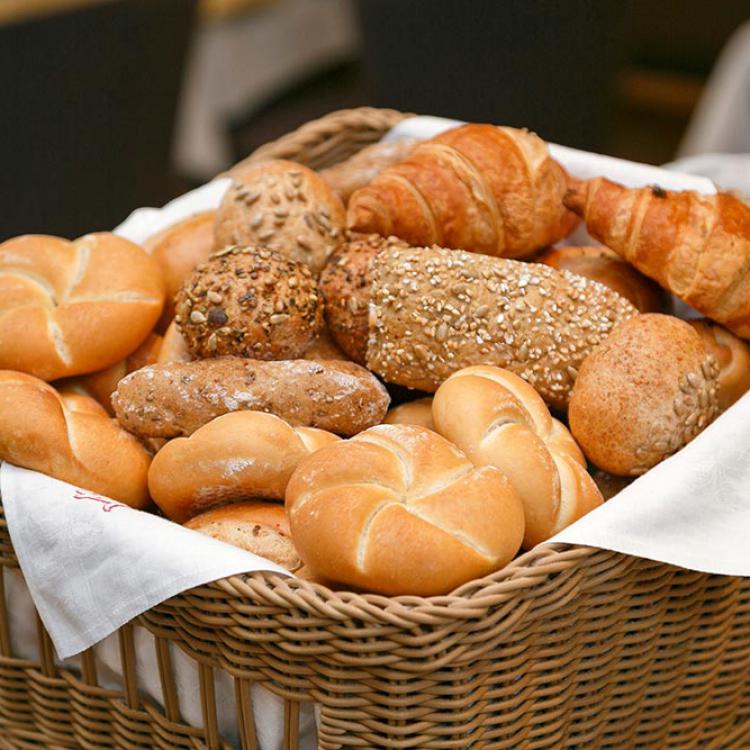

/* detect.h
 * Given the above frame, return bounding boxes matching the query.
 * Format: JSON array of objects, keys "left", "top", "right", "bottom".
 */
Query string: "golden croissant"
[
  {"left": 564, "top": 177, "right": 750, "bottom": 339},
  {"left": 347, "top": 124, "right": 578, "bottom": 258}
]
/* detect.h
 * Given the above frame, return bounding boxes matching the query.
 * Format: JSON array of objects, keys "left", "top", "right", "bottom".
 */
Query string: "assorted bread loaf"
[{"left": 2, "top": 118, "right": 745, "bottom": 596}]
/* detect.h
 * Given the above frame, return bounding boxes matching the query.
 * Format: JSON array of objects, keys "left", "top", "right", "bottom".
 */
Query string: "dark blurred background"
[{"left": 1, "top": 0, "right": 748, "bottom": 241}]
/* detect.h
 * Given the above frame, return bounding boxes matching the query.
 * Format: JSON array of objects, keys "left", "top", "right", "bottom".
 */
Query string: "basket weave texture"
[{"left": 1, "top": 108, "right": 750, "bottom": 750}]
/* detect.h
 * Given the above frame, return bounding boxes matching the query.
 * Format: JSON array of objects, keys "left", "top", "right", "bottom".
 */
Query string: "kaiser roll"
[
  {"left": 383, "top": 397, "right": 434, "bottom": 430},
  {"left": 286, "top": 424, "right": 525, "bottom": 596}
]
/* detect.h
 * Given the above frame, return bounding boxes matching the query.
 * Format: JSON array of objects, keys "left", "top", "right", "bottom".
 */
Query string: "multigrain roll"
[
  {"left": 0, "top": 371, "right": 151, "bottom": 507},
  {"left": 144, "top": 211, "right": 216, "bottom": 330},
  {"left": 367, "top": 246, "right": 638, "bottom": 410},
  {"left": 569, "top": 314, "right": 720, "bottom": 476},
  {"left": 214, "top": 159, "right": 345, "bottom": 275},
  {"left": 175, "top": 246, "right": 324, "bottom": 360},
  {"left": 318, "top": 233, "right": 411, "bottom": 363},
  {"left": 383, "top": 398, "right": 434, "bottom": 430},
  {"left": 149, "top": 411, "right": 338, "bottom": 522},
  {"left": 688, "top": 319, "right": 750, "bottom": 411},
  {"left": 320, "top": 138, "right": 419, "bottom": 203},
  {"left": 286, "top": 424, "right": 525, "bottom": 596},
  {"left": 0, "top": 233, "right": 164, "bottom": 380},
  {"left": 185, "top": 502, "right": 301, "bottom": 571},
  {"left": 112, "top": 357, "right": 390, "bottom": 438},
  {"left": 536, "top": 245, "right": 667, "bottom": 313}
]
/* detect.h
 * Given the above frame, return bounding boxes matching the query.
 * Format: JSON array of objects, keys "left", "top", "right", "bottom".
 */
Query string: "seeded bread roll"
[
  {"left": 320, "top": 138, "right": 419, "bottom": 203},
  {"left": 590, "top": 469, "right": 632, "bottom": 500},
  {"left": 175, "top": 246, "right": 323, "bottom": 360},
  {"left": 214, "top": 159, "right": 345, "bottom": 275},
  {"left": 367, "top": 246, "right": 638, "bottom": 410},
  {"left": 569, "top": 314, "right": 720, "bottom": 476},
  {"left": 112, "top": 357, "right": 390, "bottom": 438},
  {"left": 688, "top": 319, "right": 750, "bottom": 411},
  {"left": 157, "top": 320, "right": 193, "bottom": 364},
  {"left": 185, "top": 502, "right": 301, "bottom": 571},
  {"left": 536, "top": 245, "right": 668, "bottom": 313},
  {"left": 318, "top": 234, "right": 411, "bottom": 363}
]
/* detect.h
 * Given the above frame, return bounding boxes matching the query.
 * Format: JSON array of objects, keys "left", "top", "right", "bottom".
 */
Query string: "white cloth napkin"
[{"left": 0, "top": 463, "right": 291, "bottom": 659}]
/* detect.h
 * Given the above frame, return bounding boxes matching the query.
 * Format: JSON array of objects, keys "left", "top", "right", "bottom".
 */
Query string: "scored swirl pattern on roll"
[{"left": 432, "top": 366, "right": 602, "bottom": 549}]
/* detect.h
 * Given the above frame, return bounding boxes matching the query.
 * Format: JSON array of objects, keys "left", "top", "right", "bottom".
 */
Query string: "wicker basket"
[{"left": 1, "top": 107, "right": 750, "bottom": 750}]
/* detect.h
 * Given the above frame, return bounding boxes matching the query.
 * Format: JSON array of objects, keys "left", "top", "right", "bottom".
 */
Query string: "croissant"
[
  {"left": 347, "top": 124, "right": 578, "bottom": 259},
  {"left": 564, "top": 177, "right": 750, "bottom": 339}
]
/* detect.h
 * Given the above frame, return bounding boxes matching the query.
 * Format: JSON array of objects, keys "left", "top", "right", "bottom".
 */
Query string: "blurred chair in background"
[{"left": 0, "top": 0, "right": 197, "bottom": 241}]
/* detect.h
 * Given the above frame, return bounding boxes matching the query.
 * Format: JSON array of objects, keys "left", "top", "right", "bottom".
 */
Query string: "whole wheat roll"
[
  {"left": 149, "top": 411, "right": 339, "bottom": 523},
  {"left": 569, "top": 314, "right": 720, "bottom": 475},
  {"left": 367, "top": 246, "right": 637, "bottom": 410},
  {"left": 432, "top": 366, "right": 602, "bottom": 549},
  {"left": 0, "top": 233, "right": 165, "bottom": 380},
  {"left": 113, "top": 357, "right": 390, "bottom": 438},
  {"left": 0, "top": 371, "right": 151, "bottom": 507},
  {"left": 286, "top": 424, "right": 525, "bottom": 596},
  {"left": 185, "top": 501, "right": 301, "bottom": 571}
]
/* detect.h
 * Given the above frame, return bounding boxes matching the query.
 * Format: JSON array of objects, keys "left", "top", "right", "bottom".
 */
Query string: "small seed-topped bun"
[
  {"left": 175, "top": 246, "right": 323, "bottom": 360},
  {"left": 367, "top": 246, "right": 637, "bottom": 410},
  {"left": 214, "top": 159, "right": 345, "bottom": 275},
  {"left": 569, "top": 314, "right": 720, "bottom": 476},
  {"left": 319, "top": 233, "right": 411, "bottom": 364}
]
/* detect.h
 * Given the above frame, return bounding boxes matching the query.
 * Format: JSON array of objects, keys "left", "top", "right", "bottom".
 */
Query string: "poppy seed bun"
[
  {"left": 175, "top": 246, "right": 323, "bottom": 360},
  {"left": 569, "top": 314, "right": 720, "bottom": 476},
  {"left": 214, "top": 159, "right": 345, "bottom": 275}
]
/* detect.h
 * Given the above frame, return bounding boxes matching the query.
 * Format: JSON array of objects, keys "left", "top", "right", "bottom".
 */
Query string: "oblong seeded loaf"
[{"left": 366, "top": 246, "right": 637, "bottom": 410}]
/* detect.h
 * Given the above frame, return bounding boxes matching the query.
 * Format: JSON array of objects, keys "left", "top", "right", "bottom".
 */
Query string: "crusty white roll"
[
  {"left": 286, "top": 424, "right": 525, "bottom": 596},
  {"left": 58, "top": 333, "right": 162, "bottom": 414},
  {"left": 148, "top": 411, "right": 339, "bottom": 523},
  {"left": 0, "top": 233, "right": 165, "bottom": 380},
  {"left": 144, "top": 211, "right": 216, "bottom": 331},
  {"left": 383, "top": 398, "right": 434, "bottom": 430},
  {"left": 569, "top": 314, "right": 720, "bottom": 476},
  {"left": 185, "top": 501, "right": 301, "bottom": 571},
  {"left": 432, "top": 366, "right": 602, "bottom": 549},
  {"left": 157, "top": 321, "right": 193, "bottom": 365},
  {"left": 689, "top": 319, "right": 750, "bottom": 412},
  {"left": 0, "top": 371, "right": 151, "bottom": 507}
]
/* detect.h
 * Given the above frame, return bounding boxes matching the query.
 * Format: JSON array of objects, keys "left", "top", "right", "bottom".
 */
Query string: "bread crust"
[
  {"left": 215, "top": 159, "right": 345, "bottom": 275},
  {"left": 286, "top": 424, "right": 525, "bottom": 595},
  {"left": 347, "top": 125, "right": 578, "bottom": 258},
  {"left": 112, "top": 357, "right": 390, "bottom": 438},
  {"left": 689, "top": 318, "right": 750, "bottom": 411},
  {"left": 320, "top": 138, "right": 418, "bottom": 203},
  {"left": 145, "top": 211, "right": 216, "bottom": 331},
  {"left": 383, "top": 397, "right": 434, "bottom": 430},
  {"left": 149, "top": 411, "right": 338, "bottom": 522},
  {"left": 569, "top": 314, "right": 720, "bottom": 475},
  {"left": 0, "top": 370, "right": 151, "bottom": 507},
  {"left": 0, "top": 233, "right": 164, "bottom": 380},
  {"left": 175, "top": 246, "right": 323, "bottom": 360},
  {"left": 185, "top": 501, "right": 301, "bottom": 571},
  {"left": 318, "top": 233, "right": 411, "bottom": 363},
  {"left": 367, "top": 245, "right": 637, "bottom": 410},
  {"left": 537, "top": 245, "right": 667, "bottom": 313}
]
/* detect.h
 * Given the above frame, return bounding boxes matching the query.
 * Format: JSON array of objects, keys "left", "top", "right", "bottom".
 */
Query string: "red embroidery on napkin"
[{"left": 71, "top": 489, "right": 126, "bottom": 513}]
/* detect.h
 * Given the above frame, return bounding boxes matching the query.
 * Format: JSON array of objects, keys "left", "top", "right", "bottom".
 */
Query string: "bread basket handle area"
[{"left": 226, "top": 106, "right": 411, "bottom": 175}]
